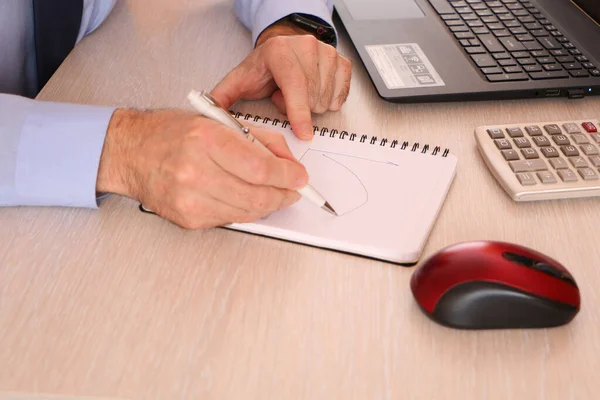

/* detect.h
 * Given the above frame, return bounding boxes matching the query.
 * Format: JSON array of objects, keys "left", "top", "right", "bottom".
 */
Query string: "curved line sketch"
[{"left": 321, "top": 154, "right": 369, "bottom": 216}]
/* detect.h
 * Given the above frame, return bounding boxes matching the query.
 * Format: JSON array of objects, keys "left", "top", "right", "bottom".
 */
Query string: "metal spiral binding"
[{"left": 230, "top": 111, "right": 450, "bottom": 157}]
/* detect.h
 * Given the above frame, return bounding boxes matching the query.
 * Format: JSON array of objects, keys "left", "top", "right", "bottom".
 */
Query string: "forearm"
[{"left": 0, "top": 94, "right": 114, "bottom": 207}]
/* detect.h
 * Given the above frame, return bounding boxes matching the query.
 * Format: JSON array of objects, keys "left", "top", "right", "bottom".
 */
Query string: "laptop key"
[
  {"left": 569, "top": 49, "right": 582, "bottom": 55},
  {"left": 530, "top": 30, "right": 549, "bottom": 37},
  {"left": 482, "top": 67, "right": 503, "bottom": 74},
  {"left": 450, "top": 26, "right": 470, "bottom": 32},
  {"left": 471, "top": 54, "right": 497, "bottom": 67},
  {"left": 466, "top": 46, "right": 486, "bottom": 54},
  {"left": 539, "top": 37, "right": 560, "bottom": 50},
  {"left": 536, "top": 57, "right": 554, "bottom": 64},
  {"left": 473, "top": 27, "right": 491, "bottom": 34},
  {"left": 551, "top": 49, "right": 569, "bottom": 56},
  {"left": 455, "top": 32, "right": 475, "bottom": 39},
  {"left": 478, "top": 34, "right": 505, "bottom": 52},
  {"left": 531, "top": 50, "right": 549, "bottom": 57},
  {"left": 529, "top": 70, "right": 569, "bottom": 79},
  {"left": 499, "top": 59, "right": 517, "bottom": 66},
  {"left": 517, "top": 58, "right": 536, "bottom": 65},
  {"left": 516, "top": 34, "right": 534, "bottom": 42},
  {"left": 483, "top": 16, "right": 501, "bottom": 23},
  {"left": 563, "top": 63, "right": 582, "bottom": 70},
  {"left": 427, "top": 0, "right": 455, "bottom": 14},
  {"left": 590, "top": 69, "right": 600, "bottom": 76},
  {"left": 493, "top": 29, "right": 511, "bottom": 37},
  {"left": 569, "top": 70, "right": 589, "bottom": 78},
  {"left": 512, "top": 51, "right": 528, "bottom": 58},
  {"left": 486, "top": 72, "right": 529, "bottom": 82},
  {"left": 459, "top": 39, "right": 471, "bottom": 46},
  {"left": 523, "top": 64, "right": 542, "bottom": 72},
  {"left": 556, "top": 56, "right": 575, "bottom": 63},
  {"left": 441, "top": 14, "right": 461, "bottom": 20},
  {"left": 575, "top": 55, "right": 589, "bottom": 62},
  {"left": 582, "top": 62, "right": 596, "bottom": 69},
  {"left": 557, "top": 37, "right": 569, "bottom": 43},
  {"left": 504, "top": 66, "right": 523, "bottom": 73},
  {"left": 522, "top": 40, "right": 543, "bottom": 51},
  {"left": 486, "top": 22, "right": 505, "bottom": 30},
  {"left": 493, "top": 52, "right": 511, "bottom": 60},
  {"left": 543, "top": 64, "right": 562, "bottom": 71},
  {"left": 499, "top": 36, "right": 525, "bottom": 51}
]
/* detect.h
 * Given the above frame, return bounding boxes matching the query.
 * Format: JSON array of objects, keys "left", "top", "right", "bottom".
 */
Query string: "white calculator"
[{"left": 475, "top": 119, "right": 600, "bottom": 201}]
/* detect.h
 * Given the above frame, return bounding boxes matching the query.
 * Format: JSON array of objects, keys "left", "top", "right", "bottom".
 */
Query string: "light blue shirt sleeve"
[
  {"left": 0, "top": 94, "right": 115, "bottom": 208},
  {"left": 235, "top": 0, "right": 336, "bottom": 46}
]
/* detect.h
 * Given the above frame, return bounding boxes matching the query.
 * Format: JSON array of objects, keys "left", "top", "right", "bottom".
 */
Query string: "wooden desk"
[{"left": 1, "top": 1, "right": 599, "bottom": 398}]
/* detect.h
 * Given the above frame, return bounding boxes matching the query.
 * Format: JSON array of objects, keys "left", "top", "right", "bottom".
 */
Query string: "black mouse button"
[{"left": 533, "top": 262, "right": 577, "bottom": 286}]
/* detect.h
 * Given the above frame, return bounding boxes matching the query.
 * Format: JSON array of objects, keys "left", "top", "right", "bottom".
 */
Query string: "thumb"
[{"left": 211, "top": 67, "right": 247, "bottom": 110}]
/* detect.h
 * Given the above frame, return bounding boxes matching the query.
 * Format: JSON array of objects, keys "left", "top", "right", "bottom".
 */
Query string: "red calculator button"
[{"left": 582, "top": 122, "right": 597, "bottom": 133}]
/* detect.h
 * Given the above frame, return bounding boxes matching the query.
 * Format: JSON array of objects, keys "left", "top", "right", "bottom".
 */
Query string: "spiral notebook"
[{"left": 226, "top": 112, "right": 457, "bottom": 265}]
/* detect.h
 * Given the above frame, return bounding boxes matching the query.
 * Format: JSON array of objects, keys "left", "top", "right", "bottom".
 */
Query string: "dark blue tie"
[{"left": 32, "top": 0, "right": 83, "bottom": 92}]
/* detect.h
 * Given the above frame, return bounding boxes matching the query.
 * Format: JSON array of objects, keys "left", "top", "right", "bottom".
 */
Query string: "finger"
[
  {"left": 314, "top": 43, "right": 338, "bottom": 114},
  {"left": 210, "top": 63, "right": 249, "bottom": 110},
  {"left": 205, "top": 166, "right": 301, "bottom": 213},
  {"left": 250, "top": 127, "right": 302, "bottom": 162},
  {"left": 264, "top": 38, "right": 314, "bottom": 139},
  {"left": 206, "top": 124, "right": 308, "bottom": 190},
  {"left": 271, "top": 90, "right": 287, "bottom": 114},
  {"left": 330, "top": 55, "right": 352, "bottom": 111}
]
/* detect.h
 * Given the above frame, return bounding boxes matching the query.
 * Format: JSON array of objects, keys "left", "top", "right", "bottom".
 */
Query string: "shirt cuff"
[
  {"left": 15, "top": 100, "right": 115, "bottom": 208},
  {"left": 251, "top": 0, "right": 337, "bottom": 46}
]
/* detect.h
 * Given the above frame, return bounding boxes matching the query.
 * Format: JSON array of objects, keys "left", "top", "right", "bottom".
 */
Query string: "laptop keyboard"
[{"left": 428, "top": 0, "right": 600, "bottom": 82}]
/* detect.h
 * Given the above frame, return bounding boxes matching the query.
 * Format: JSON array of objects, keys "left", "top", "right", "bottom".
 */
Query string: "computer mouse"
[{"left": 410, "top": 241, "right": 581, "bottom": 329}]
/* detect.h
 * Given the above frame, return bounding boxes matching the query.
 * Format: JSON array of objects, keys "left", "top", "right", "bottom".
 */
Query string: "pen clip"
[{"left": 195, "top": 90, "right": 249, "bottom": 133}]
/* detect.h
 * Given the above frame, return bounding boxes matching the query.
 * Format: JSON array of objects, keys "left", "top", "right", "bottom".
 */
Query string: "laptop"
[{"left": 334, "top": 0, "right": 600, "bottom": 102}]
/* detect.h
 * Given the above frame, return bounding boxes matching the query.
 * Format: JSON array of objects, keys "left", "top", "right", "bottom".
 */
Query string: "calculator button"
[
  {"left": 562, "top": 123, "right": 581, "bottom": 134},
  {"left": 589, "top": 155, "right": 600, "bottom": 167},
  {"left": 582, "top": 122, "right": 598, "bottom": 133},
  {"left": 536, "top": 171, "right": 557, "bottom": 184},
  {"left": 557, "top": 169, "right": 578, "bottom": 182},
  {"left": 532, "top": 136, "right": 551, "bottom": 146},
  {"left": 525, "top": 125, "right": 543, "bottom": 136},
  {"left": 544, "top": 124, "right": 562, "bottom": 135},
  {"left": 501, "top": 149, "right": 520, "bottom": 160},
  {"left": 578, "top": 168, "right": 599, "bottom": 180},
  {"left": 540, "top": 147, "right": 559, "bottom": 158},
  {"left": 487, "top": 128, "right": 505, "bottom": 138},
  {"left": 591, "top": 133, "right": 600, "bottom": 144},
  {"left": 507, "top": 127, "right": 524, "bottom": 137},
  {"left": 560, "top": 145, "right": 579, "bottom": 156},
  {"left": 495, "top": 138, "right": 512, "bottom": 149},
  {"left": 521, "top": 148, "right": 539, "bottom": 159},
  {"left": 569, "top": 156, "right": 588, "bottom": 168},
  {"left": 571, "top": 134, "right": 590, "bottom": 144},
  {"left": 516, "top": 172, "right": 537, "bottom": 186},
  {"left": 552, "top": 135, "right": 570, "bottom": 145},
  {"left": 509, "top": 159, "right": 547, "bottom": 172},
  {"left": 514, "top": 137, "right": 531, "bottom": 148},
  {"left": 581, "top": 144, "right": 599, "bottom": 155},
  {"left": 549, "top": 158, "right": 569, "bottom": 169}
]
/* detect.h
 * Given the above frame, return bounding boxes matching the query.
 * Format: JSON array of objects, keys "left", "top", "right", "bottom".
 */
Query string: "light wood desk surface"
[{"left": 1, "top": 1, "right": 600, "bottom": 399}]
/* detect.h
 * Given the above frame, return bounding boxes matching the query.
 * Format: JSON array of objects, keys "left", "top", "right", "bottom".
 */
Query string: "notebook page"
[{"left": 227, "top": 122, "right": 457, "bottom": 263}]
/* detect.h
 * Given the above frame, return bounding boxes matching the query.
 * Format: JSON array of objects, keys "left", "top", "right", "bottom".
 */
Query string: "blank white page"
[{"left": 227, "top": 122, "right": 457, "bottom": 264}]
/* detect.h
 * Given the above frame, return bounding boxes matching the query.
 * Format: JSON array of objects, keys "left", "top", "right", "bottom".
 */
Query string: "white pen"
[{"left": 187, "top": 89, "right": 337, "bottom": 216}]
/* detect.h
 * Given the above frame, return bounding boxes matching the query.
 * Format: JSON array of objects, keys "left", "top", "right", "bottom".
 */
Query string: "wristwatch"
[{"left": 285, "top": 13, "right": 338, "bottom": 47}]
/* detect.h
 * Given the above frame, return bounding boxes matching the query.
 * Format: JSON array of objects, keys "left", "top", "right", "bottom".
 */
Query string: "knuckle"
[
  {"left": 249, "top": 156, "right": 271, "bottom": 185},
  {"left": 251, "top": 189, "right": 277, "bottom": 212},
  {"left": 173, "top": 163, "right": 197, "bottom": 186}
]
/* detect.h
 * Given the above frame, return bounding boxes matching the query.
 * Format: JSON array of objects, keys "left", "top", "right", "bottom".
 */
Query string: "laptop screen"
[{"left": 572, "top": 0, "right": 600, "bottom": 25}]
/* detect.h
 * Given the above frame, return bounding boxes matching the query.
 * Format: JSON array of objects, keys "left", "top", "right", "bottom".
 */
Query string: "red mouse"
[{"left": 411, "top": 241, "right": 581, "bottom": 329}]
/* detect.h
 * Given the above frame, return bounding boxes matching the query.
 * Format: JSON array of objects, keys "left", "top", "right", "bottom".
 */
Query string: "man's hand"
[
  {"left": 96, "top": 109, "right": 308, "bottom": 229},
  {"left": 211, "top": 28, "right": 352, "bottom": 140}
]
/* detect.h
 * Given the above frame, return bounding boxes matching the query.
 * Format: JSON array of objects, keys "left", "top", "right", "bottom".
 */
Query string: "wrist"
[
  {"left": 256, "top": 20, "right": 312, "bottom": 47},
  {"left": 96, "top": 108, "right": 144, "bottom": 198}
]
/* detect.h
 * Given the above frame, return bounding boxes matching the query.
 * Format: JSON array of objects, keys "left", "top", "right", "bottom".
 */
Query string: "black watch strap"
[{"left": 287, "top": 13, "right": 337, "bottom": 47}]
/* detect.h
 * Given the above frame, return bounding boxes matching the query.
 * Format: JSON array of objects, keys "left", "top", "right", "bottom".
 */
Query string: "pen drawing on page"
[{"left": 298, "top": 150, "right": 378, "bottom": 216}]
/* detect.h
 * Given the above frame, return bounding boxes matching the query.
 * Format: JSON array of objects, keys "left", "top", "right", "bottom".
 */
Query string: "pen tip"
[{"left": 323, "top": 201, "right": 338, "bottom": 216}]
